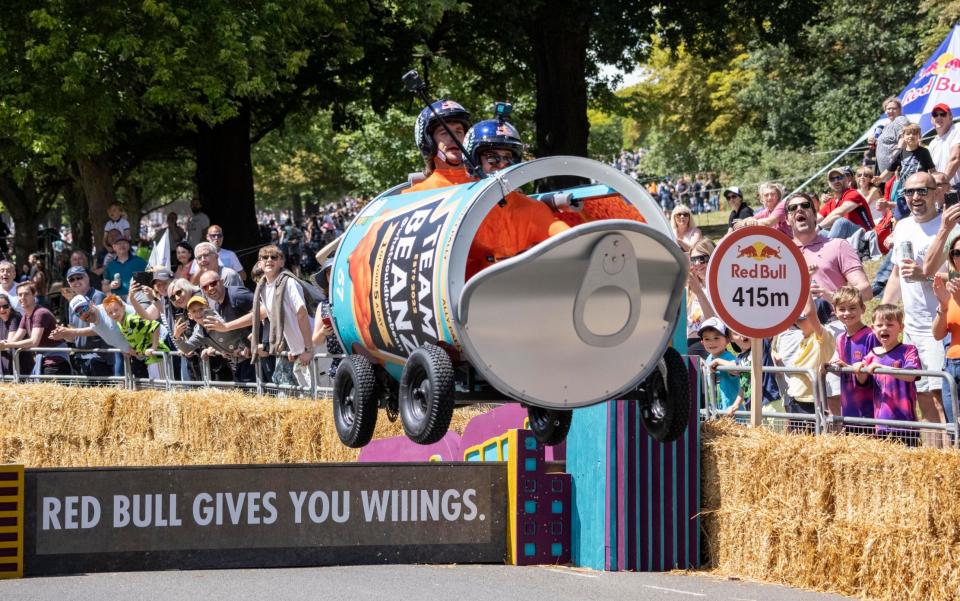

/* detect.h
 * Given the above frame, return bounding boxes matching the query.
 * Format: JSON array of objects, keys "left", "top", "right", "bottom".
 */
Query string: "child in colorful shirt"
[
  {"left": 828, "top": 286, "right": 876, "bottom": 420},
  {"left": 854, "top": 304, "right": 920, "bottom": 445},
  {"left": 102, "top": 294, "right": 171, "bottom": 378},
  {"left": 699, "top": 317, "right": 740, "bottom": 415}
]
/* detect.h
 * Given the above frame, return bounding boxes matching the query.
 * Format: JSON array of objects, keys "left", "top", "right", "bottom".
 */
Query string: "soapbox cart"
[{"left": 327, "top": 156, "right": 690, "bottom": 448}]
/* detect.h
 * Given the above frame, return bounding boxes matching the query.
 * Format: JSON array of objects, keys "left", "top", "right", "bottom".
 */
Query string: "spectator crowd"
[
  {"left": 686, "top": 96, "right": 960, "bottom": 447},
  {"left": 0, "top": 195, "right": 366, "bottom": 391}
]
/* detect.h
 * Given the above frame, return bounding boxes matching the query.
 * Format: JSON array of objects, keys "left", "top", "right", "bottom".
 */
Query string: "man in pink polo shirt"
[{"left": 786, "top": 193, "right": 873, "bottom": 302}]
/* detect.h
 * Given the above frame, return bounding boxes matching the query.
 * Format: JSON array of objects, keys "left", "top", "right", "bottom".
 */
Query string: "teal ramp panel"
[{"left": 567, "top": 402, "right": 614, "bottom": 570}]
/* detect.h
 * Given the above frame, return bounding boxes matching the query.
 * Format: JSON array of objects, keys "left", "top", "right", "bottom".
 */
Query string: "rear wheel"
[
  {"left": 639, "top": 347, "right": 689, "bottom": 442},
  {"left": 399, "top": 344, "right": 455, "bottom": 445},
  {"left": 332, "top": 354, "right": 379, "bottom": 448},
  {"left": 527, "top": 406, "right": 573, "bottom": 446}
]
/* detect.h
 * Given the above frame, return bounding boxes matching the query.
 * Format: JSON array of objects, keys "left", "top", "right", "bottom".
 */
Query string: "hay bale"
[
  {"left": 0, "top": 384, "right": 485, "bottom": 468},
  {"left": 702, "top": 420, "right": 960, "bottom": 601}
]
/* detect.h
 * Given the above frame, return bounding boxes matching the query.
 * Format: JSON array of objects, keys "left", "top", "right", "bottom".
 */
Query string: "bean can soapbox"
[{"left": 329, "top": 156, "right": 690, "bottom": 448}]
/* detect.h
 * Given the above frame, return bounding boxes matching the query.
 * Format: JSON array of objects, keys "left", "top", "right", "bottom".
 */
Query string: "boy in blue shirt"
[{"left": 700, "top": 317, "right": 740, "bottom": 415}]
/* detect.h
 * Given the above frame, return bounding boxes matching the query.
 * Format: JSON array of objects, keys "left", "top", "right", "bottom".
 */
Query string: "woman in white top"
[
  {"left": 671, "top": 204, "right": 702, "bottom": 252},
  {"left": 855, "top": 166, "right": 888, "bottom": 222}
]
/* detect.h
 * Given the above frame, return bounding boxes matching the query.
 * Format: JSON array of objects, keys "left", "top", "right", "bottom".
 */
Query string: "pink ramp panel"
[
  {"left": 358, "top": 431, "right": 462, "bottom": 462},
  {"left": 358, "top": 404, "right": 564, "bottom": 462}
]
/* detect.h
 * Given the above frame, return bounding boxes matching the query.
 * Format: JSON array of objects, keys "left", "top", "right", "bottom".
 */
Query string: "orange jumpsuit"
[
  {"left": 402, "top": 167, "right": 473, "bottom": 193},
  {"left": 555, "top": 194, "right": 647, "bottom": 227},
  {"left": 466, "top": 191, "right": 567, "bottom": 280}
]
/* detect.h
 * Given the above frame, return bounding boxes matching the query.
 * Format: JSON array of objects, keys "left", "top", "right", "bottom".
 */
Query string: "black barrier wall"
[{"left": 23, "top": 463, "right": 507, "bottom": 575}]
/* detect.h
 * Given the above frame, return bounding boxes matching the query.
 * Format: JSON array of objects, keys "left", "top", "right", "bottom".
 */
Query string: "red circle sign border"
[{"left": 706, "top": 226, "right": 810, "bottom": 339}]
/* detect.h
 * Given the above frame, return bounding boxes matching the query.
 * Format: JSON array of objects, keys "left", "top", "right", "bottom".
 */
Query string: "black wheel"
[
  {"left": 399, "top": 344, "right": 455, "bottom": 445},
  {"left": 332, "top": 354, "right": 379, "bottom": 448},
  {"left": 527, "top": 406, "right": 573, "bottom": 446},
  {"left": 639, "top": 347, "right": 689, "bottom": 442}
]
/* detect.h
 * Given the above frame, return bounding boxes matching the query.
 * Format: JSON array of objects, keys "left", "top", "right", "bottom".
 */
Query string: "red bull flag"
[{"left": 864, "top": 24, "right": 960, "bottom": 136}]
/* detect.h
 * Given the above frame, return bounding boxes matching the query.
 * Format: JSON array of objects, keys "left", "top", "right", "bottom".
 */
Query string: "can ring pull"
[{"left": 572, "top": 233, "right": 641, "bottom": 348}]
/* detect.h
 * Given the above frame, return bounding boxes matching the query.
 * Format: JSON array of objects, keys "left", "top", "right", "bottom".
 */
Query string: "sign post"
[{"left": 707, "top": 226, "right": 809, "bottom": 426}]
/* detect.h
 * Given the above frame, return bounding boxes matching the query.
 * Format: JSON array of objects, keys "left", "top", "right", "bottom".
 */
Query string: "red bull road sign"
[{"left": 707, "top": 226, "right": 809, "bottom": 339}]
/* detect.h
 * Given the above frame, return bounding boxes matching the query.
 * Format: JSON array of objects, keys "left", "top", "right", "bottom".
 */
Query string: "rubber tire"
[
  {"left": 527, "top": 406, "right": 573, "bottom": 446},
  {"left": 332, "top": 354, "right": 379, "bottom": 448},
  {"left": 399, "top": 344, "right": 455, "bottom": 445},
  {"left": 639, "top": 347, "right": 690, "bottom": 443}
]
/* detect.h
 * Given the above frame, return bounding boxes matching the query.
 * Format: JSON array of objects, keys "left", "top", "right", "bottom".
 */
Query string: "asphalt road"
[{"left": 0, "top": 564, "right": 852, "bottom": 601}]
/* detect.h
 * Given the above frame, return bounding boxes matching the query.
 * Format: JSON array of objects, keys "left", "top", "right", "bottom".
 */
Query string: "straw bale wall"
[
  {"left": 0, "top": 384, "right": 483, "bottom": 467},
  {"left": 702, "top": 420, "right": 960, "bottom": 601}
]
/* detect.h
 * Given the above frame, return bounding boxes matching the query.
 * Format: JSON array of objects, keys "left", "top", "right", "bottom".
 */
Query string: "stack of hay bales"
[
  {"left": 0, "top": 384, "right": 482, "bottom": 467},
  {"left": 702, "top": 420, "right": 960, "bottom": 601}
]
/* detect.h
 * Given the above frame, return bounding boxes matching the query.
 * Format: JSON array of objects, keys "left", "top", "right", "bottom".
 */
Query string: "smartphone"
[
  {"left": 131, "top": 271, "right": 153, "bottom": 287},
  {"left": 945, "top": 190, "right": 959, "bottom": 208},
  {"left": 322, "top": 316, "right": 333, "bottom": 329}
]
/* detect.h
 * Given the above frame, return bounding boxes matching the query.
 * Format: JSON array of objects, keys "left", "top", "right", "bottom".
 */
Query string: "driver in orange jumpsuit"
[{"left": 462, "top": 118, "right": 570, "bottom": 279}]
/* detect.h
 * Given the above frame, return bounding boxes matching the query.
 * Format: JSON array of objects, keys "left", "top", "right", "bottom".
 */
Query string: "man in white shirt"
[
  {"left": 206, "top": 224, "right": 246, "bottom": 281},
  {"left": 883, "top": 171, "right": 948, "bottom": 444},
  {"left": 927, "top": 103, "right": 960, "bottom": 190},
  {"left": 0, "top": 261, "right": 19, "bottom": 312}
]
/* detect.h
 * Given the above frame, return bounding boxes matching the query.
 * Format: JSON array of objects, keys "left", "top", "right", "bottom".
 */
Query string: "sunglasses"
[
  {"left": 67, "top": 275, "right": 85, "bottom": 282},
  {"left": 171, "top": 290, "right": 186, "bottom": 300},
  {"left": 786, "top": 201, "right": 813, "bottom": 212},
  {"left": 207, "top": 233, "right": 223, "bottom": 239},
  {"left": 690, "top": 255, "right": 709, "bottom": 265},
  {"left": 724, "top": 194, "right": 739, "bottom": 200},
  {"left": 73, "top": 306, "right": 91, "bottom": 317},
  {"left": 903, "top": 187, "right": 930, "bottom": 197},
  {"left": 201, "top": 280, "right": 220, "bottom": 291},
  {"left": 828, "top": 175, "right": 845, "bottom": 182},
  {"left": 951, "top": 249, "right": 960, "bottom": 259},
  {"left": 0, "top": 304, "right": 9, "bottom": 310},
  {"left": 259, "top": 253, "right": 281, "bottom": 261},
  {"left": 855, "top": 173, "right": 872, "bottom": 178},
  {"left": 934, "top": 111, "right": 949, "bottom": 118},
  {"left": 481, "top": 154, "right": 516, "bottom": 167}
]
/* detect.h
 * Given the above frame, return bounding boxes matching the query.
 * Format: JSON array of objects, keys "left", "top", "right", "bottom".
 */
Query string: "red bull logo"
[
  {"left": 735, "top": 242, "right": 782, "bottom": 261},
  {"left": 730, "top": 242, "right": 786, "bottom": 279},
  {"left": 905, "top": 51, "right": 960, "bottom": 103}
]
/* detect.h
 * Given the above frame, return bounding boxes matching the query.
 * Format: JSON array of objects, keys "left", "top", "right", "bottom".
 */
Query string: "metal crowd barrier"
[
  {"left": 701, "top": 358, "right": 960, "bottom": 448},
  {"left": 2, "top": 346, "right": 341, "bottom": 401}
]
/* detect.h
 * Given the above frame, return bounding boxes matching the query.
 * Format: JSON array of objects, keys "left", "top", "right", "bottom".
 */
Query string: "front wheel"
[
  {"left": 332, "top": 354, "right": 379, "bottom": 448},
  {"left": 399, "top": 344, "right": 455, "bottom": 445},
  {"left": 527, "top": 406, "right": 573, "bottom": 446},
  {"left": 639, "top": 347, "right": 689, "bottom": 442}
]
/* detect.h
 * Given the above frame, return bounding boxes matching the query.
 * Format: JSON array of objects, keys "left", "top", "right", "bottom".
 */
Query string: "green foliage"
[
  {"left": 337, "top": 107, "right": 421, "bottom": 195},
  {"left": 587, "top": 110, "right": 624, "bottom": 160},
  {"left": 612, "top": 0, "right": 927, "bottom": 191}
]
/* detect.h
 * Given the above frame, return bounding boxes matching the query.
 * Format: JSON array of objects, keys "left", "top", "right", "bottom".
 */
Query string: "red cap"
[{"left": 933, "top": 102, "right": 952, "bottom": 115}]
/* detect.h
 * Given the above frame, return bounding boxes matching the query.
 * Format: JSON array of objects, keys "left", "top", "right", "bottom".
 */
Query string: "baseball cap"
[
  {"left": 151, "top": 267, "right": 173, "bottom": 282},
  {"left": 69, "top": 294, "right": 91, "bottom": 316},
  {"left": 186, "top": 295, "right": 207, "bottom": 308},
  {"left": 827, "top": 167, "right": 844, "bottom": 178},
  {"left": 840, "top": 166, "right": 853, "bottom": 177},
  {"left": 723, "top": 186, "right": 742, "bottom": 198},
  {"left": 113, "top": 236, "right": 131, "bottom": 244},
  {"left": 66, "top": 266, "right": 87, "bottom": 279},
  {"left": 697, "top": 316, "right": 728, "bottom": 338},
  {"left": 933, "top": 102, "right": 952, "bottom": 115}
]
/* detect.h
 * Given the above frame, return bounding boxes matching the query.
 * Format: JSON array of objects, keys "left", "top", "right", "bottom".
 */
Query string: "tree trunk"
[
  {"left": 527, "top": 1, "right": 591, "bottom": 174},
  {"left": 63, "top": 184, "right": 92, "bottom": 255},
  {"left": 124, "top": 184, "right": 145, "bottom": 244},
  {"left": 0, "top": 171, "right": 52, "bottom": 266},
  {"left": 291, "top": 192, "right": 303, "bottom": 225},
  {"left": 195, "top": 105, "right": 260, "bottom": 274},
  {"left": 77, "top": 155, "right": 118, "bottom": 252}
]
